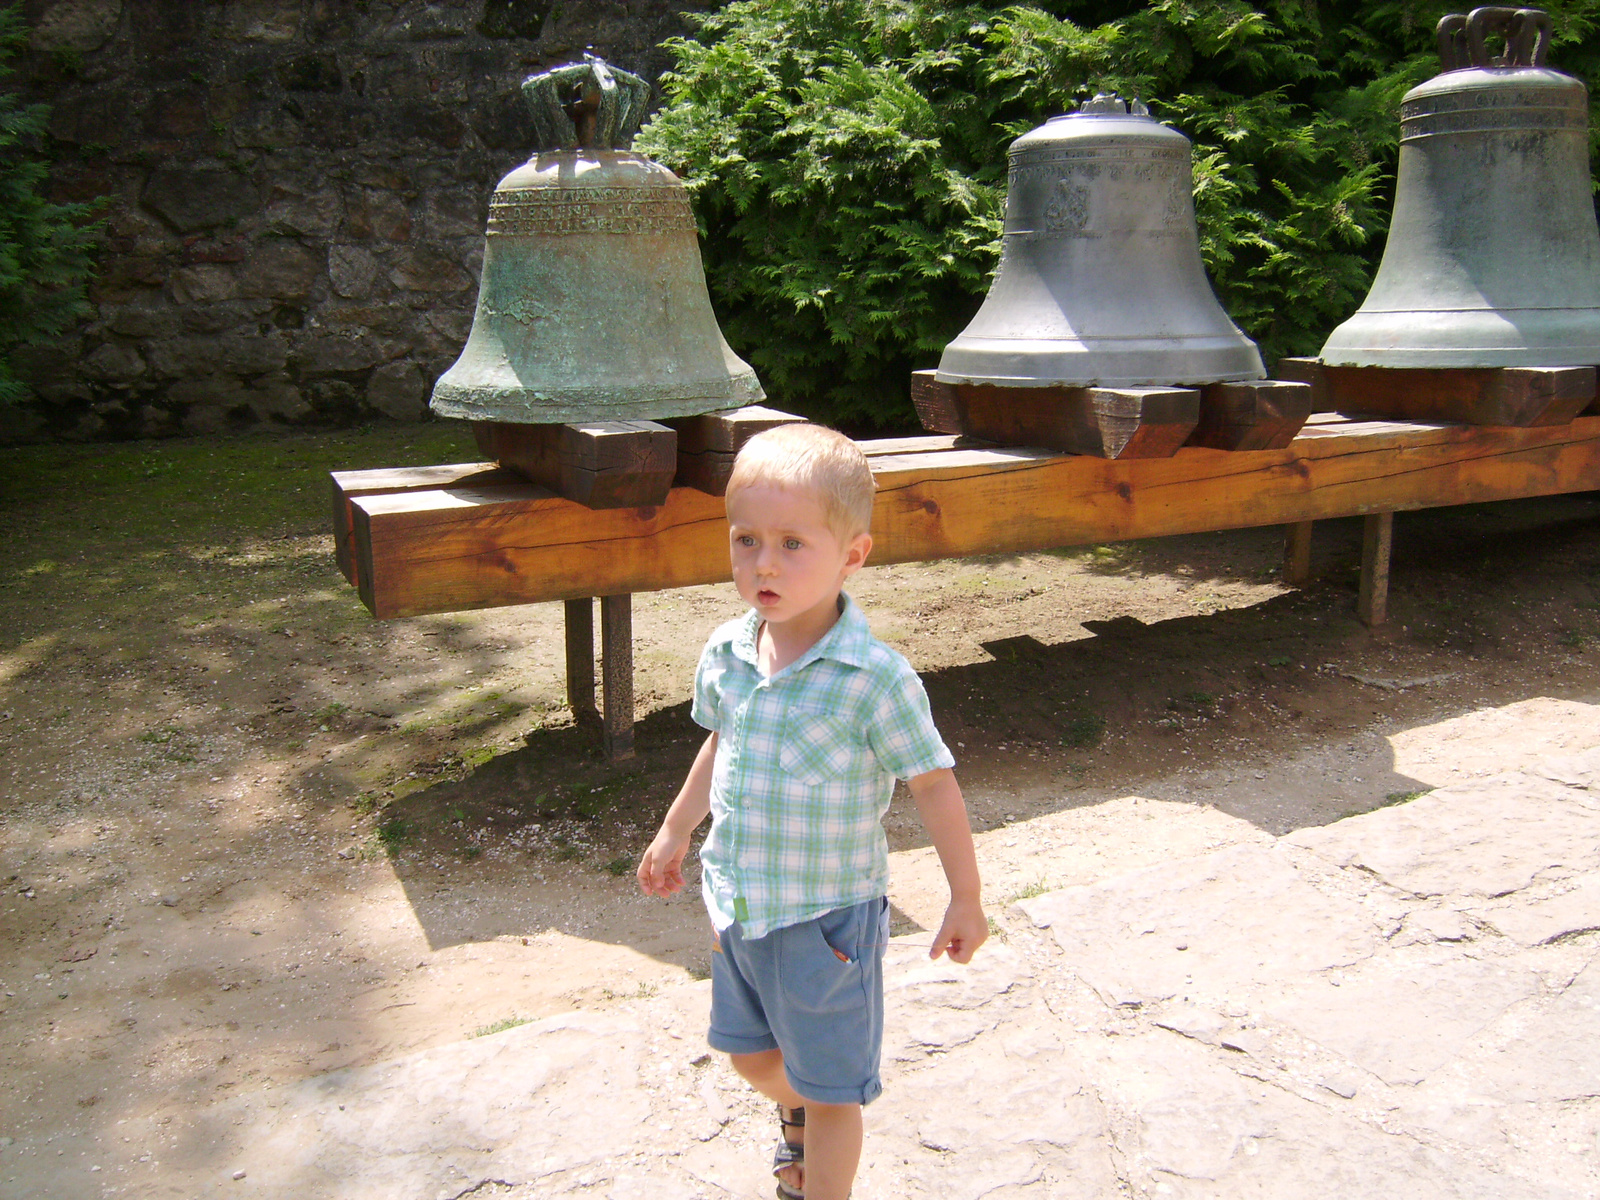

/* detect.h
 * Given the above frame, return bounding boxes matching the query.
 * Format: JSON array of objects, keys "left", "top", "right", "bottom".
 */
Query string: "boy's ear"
[{"left": 841, "top": 531, "right": 872, "bottom": 576}]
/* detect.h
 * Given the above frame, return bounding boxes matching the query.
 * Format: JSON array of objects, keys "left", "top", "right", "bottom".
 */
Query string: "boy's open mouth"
[{"left": 757, "top": 589, "right": 780, "bottom": 604}]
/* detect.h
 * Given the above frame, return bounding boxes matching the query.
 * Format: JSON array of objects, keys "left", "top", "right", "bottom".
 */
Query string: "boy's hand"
[
  {"left": 637, "top": 828, "right": 690, "bottom": 897},
  {"left": 929, "top": 895, "right": 988, "bottom": 963},
  {"left": 638, "top": 731, "right": 716, "bottom": 899}
]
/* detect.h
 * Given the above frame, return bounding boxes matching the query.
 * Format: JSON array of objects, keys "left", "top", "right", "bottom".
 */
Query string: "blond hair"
[{"left": 725, "top": 423, "right": 875, "bottom": 540}]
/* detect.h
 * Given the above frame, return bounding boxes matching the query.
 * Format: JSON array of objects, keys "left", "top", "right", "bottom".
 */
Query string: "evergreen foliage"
[
  {"left": 639, "top": 1, "right": 1600, "bottom": 427},
  {"left": 0, "top": 4, "right": 98, "bottom": 406}
]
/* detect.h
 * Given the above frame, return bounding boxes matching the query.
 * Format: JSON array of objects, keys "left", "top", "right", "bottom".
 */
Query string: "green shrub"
[
  {"left": 0, "top": 4, "right": 100, "bottom": 406},
  {"left": 640, "top": 0, "right": 1600, "bottom": 428}
]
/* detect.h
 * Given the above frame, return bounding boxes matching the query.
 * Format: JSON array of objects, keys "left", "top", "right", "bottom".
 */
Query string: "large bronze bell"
[
  {"left": 936, "top": 94, "right": 1264, "bottom": 389},
  {"left": 430, "top": 57, "right": 763, "bottom": 424},
  {"left": 1320, "top": 7, "right": 1600, "bottom": 368}
]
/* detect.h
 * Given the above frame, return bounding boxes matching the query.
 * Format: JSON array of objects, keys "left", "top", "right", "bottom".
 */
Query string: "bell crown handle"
[
  {"left": 1438, "top": 7, "right": 1552, "bottom": 70},
  {"left": 1078, "top": 92, "right": 1150, "bottom": 117},
  {"left": 522, "top": 54, "right": 652, "bottom": 152}
]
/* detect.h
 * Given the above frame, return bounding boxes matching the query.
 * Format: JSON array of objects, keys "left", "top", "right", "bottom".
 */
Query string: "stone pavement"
[{"left": 78, "top": 748, "right": 1600, "bottom": 1198}]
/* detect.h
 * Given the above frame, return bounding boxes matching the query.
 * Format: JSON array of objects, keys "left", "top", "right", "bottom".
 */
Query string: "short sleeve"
[
  {"left": 864, "top": 662, "right": 955, "bottom": 781},
  {"left": 690, "top": 637, "right": 722, "bottom": 732}
]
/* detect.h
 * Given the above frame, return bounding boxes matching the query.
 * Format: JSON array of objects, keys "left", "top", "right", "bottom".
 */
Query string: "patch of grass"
[
  {"left": 602, "top": 855, "right": 634, "bottom": 877},
  {"left": 601, "top": 982, "right": 658, "bottom": 1002},
  {"left": 1382, "top": 788, "right": 1433, "bottom": 808},
  {"left": 376, "top": 816, "right": 412, "bottom": 853},
  {"left": 575, "top": 772, "right": 641, "bottom": 818},
  {"left": 1557, "top": 629, "right": 1589, "bottom": 648},
  {"left": 1059, "top": 711, "right": 1105, "bottom": 750},
  {"left": 551, "top": 839, "right": 583, "bottom": 862},
  {"left": 1182, "top": 690, "right": 1216, "bottom": 707},
  {"left": 1266, "top": 655, "right": 1292, "bottom": 667},
  {"left": 461, "top": 845, "right": 482, "bottom": 860},
  {"left": 472, "top": 1015, "right": 532, "bottom": 1038},
  {"left": 312, "top": 702, "right": 349, "bottom": 722},
  {"left": 1009, "top": 878, "right": 1052, "bottom": 902},
  {"left": 138, "top": 728, "right": 178, "bottom": 745},
  {"left": 350, "top": 793, "right": 379, "bottom": 816}
]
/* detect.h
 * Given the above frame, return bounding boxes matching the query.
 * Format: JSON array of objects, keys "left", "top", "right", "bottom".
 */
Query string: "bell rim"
[{"left": 429, "top": 375, "right": 765, "bottom": 425}]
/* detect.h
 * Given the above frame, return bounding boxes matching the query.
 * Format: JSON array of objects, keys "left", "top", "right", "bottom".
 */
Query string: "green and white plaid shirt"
[{"left": 692, "top": 593, "right": 954, "bottom": 938}]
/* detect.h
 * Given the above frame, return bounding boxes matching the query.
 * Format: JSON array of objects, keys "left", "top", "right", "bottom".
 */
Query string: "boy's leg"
[{"left": 729, "top": 1050, "right": 861, "bottom": 1200}]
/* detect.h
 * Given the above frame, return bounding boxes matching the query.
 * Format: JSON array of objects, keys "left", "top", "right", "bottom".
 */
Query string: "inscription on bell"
[
  {"left": 1043, "top": 180, "right": 1090, "bottom": 235},
  {"left": 488, "top": 186, "right": 695, "bottom": 237},
  {"left": 1401, "top": 106, "right": 1586, "bottom": 138}
]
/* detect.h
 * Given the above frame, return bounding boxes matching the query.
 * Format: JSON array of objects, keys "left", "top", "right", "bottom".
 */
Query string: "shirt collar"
[{"left": 726, "top": 592, "right": 876, "bottom": 675}]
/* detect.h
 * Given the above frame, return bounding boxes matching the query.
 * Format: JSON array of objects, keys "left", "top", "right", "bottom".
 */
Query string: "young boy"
[{"left": 637, "top": 423, "right": 986, "bottom": 1200}]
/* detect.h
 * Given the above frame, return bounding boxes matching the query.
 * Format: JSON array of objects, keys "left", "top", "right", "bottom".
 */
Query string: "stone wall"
[{"left": 5, "top": 0, "right": 702, "bottom": 442}]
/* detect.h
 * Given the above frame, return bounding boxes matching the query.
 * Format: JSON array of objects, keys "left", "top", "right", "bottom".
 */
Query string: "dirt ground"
[{"left": 1, "top": 424, "right": 1598, "bottom": 1192}]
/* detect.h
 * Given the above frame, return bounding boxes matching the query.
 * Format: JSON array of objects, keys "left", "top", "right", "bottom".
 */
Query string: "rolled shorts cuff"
[
  {"left": 707, "top": 1028, "right": 779, "bottom": 1056},
  {"left": 783, "top": 1066, "right": 884, "bottom": 1107}
]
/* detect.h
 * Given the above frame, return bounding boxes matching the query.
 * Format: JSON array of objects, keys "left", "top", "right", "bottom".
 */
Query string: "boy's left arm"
[{"left": 907, "top": 767, "right": 987, "bottom": 963}]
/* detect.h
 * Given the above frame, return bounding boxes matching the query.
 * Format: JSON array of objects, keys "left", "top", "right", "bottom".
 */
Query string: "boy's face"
[{"left": 725, "top": 483, "right": 871, "bottom": 635}]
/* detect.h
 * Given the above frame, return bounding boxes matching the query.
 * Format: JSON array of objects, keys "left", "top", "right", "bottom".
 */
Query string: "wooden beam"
[
  {"left": 473, "top": 420, "right": 679, "bottom": 509},
  {"left": 668, "top": 405, "right": 807, "bottom": 495},
  {"left": 563, "top": 597, "right": 596, "bottom": 721},
  {"left": 329, "top": 462, "right": 518, "bottom": 586},
  {"left": 950, "top": 382, "right": 1200, "bottom": 458},
  {"left": 1322, "top": 364, "right": 1596, "bottom": 427},
  {"left": 1283, "top": 520, "right": 1314, "bottom": 586},
  {"left": 346, "top": 416, "right": 1600, "bottom": 618},
  {"left": 600, "top": 594, "right": 634, "bottom": 761},
  {"left": 1358, "top": 511, "right": 1394, "bottom": 628},
  {"left": 1190, "top": 380, "right": 1313, "bottom": 451},
  {"left": 1274, "top": 357, "right": 1333, "bottom": 412},
  {"left": 908, "top": 370, "right": 964, "bottom": 435}
]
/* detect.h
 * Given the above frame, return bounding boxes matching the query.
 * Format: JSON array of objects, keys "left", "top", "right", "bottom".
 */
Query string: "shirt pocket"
[{"left": 779, "top": 703, "right": 859, "bottom": 785}]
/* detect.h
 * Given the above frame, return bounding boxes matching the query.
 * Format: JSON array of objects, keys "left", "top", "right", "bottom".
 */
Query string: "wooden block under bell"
[
  {"left": 909, "top": 370, "right": 965, "bottom": 435},
  {"left": 471, "top": 419, "right": 677, "bottom": 509},
  {"left": 949, "top": 382, "right": 1200, "bottom": 459},
  {"left": 666, "top": 405, "right": 808, "bottom": 495},
  {"left": 1189, "top": 380, "right": 1313, "bottom": 451},
  {"left": 1274, "top": 357, "right": 1334, "bottom": 411},
  {"left": 1318, "top": 364, "right": 1597, "bottom": 427}
]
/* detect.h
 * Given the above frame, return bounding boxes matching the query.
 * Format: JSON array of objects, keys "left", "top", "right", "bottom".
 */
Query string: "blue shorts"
[{"left": 708, "top": 897, "right": 889, "bottom": 1106}]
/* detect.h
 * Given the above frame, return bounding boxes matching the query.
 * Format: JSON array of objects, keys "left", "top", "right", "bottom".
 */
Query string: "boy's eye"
[
  {"left": 735, "top": 534, "right": 755, "bottom": 547},
  {"left": 783, "top": 538, "right": 803, "bottom": 550}
]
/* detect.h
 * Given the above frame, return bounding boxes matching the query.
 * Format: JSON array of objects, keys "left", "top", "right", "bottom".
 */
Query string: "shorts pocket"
[{"left": 786, "top": 910, "right": 868, "bottom": 1015}]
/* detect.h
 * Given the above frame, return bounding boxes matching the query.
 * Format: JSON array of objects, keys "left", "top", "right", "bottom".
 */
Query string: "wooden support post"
[
  {"left": 1358, "top": 511, "right": 1393, "bottom": 628},
  {"left": 668, "top": 405, "right": 808, "bottom": 495},
  {"left": 473, "top": 420, "right": 678, "bottom": 509},
  {"left": 563, "top": 597, "right": 596, "bottom": 721},
  {"left": 1283, "top": 520, "right": 1314, "bottom": 586},
  {"left": 1190, "top": 380, "right": 1313, "bottom": 451},
  {"left": 600, "top": 593, "right": 635, "bottom": 761}
]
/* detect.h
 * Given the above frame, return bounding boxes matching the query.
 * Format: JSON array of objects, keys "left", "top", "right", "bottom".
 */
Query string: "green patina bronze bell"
[
  {"left": 1320, "top": 7, "right": 1600, "bottom": 368},
  {"left": 430, "top": 56, "right": 763, "bottom": 424}
]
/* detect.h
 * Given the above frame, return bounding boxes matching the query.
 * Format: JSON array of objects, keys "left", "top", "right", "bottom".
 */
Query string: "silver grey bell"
[{"left": 936, "top": 93, "right": 1264, "bottom": 389}]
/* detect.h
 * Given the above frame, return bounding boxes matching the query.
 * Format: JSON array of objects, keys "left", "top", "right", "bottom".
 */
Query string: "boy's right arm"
[{"left": 637, "top": 731, "right": 717, "bottom": 897}]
